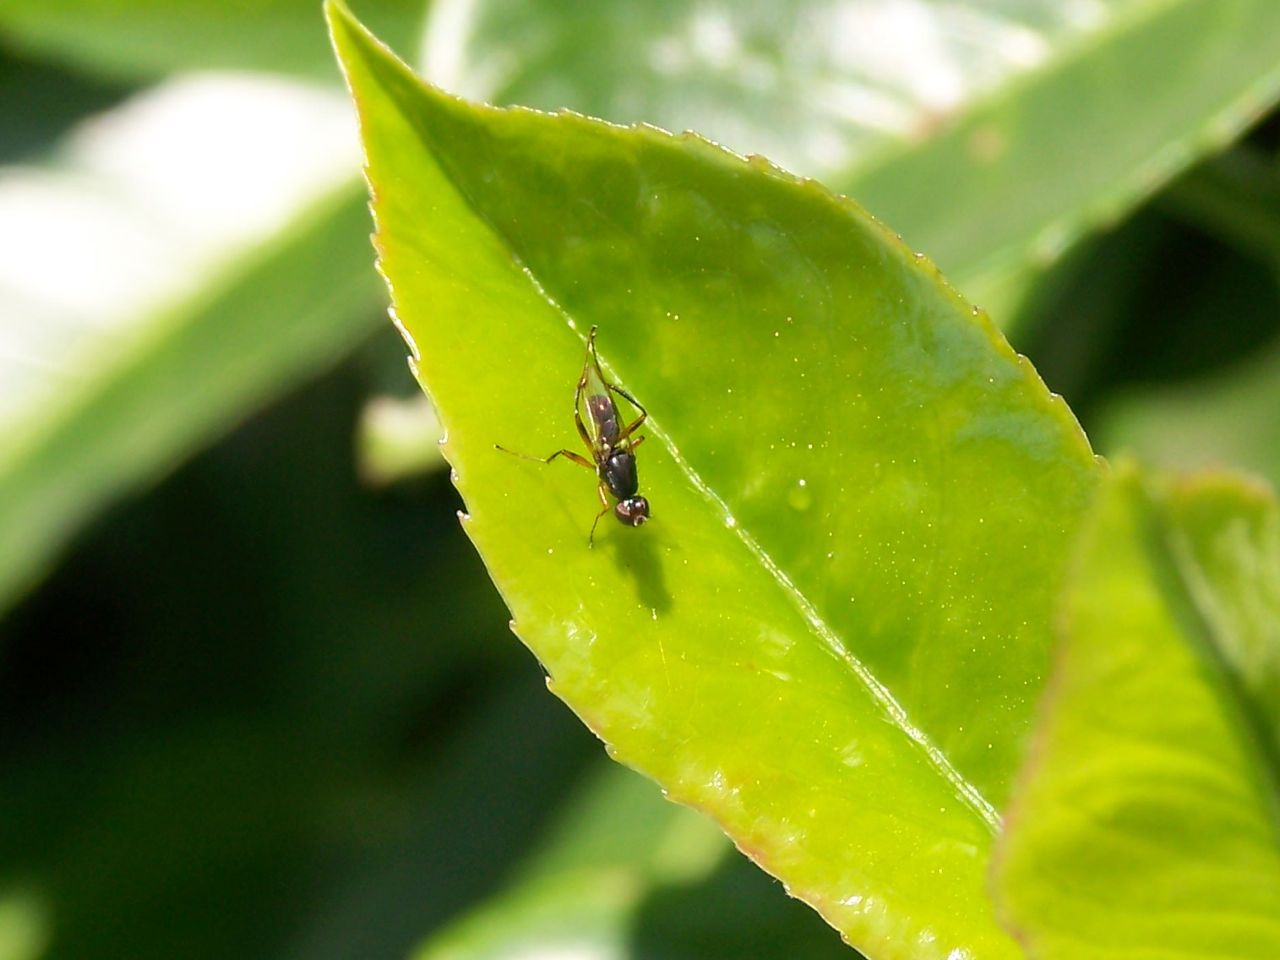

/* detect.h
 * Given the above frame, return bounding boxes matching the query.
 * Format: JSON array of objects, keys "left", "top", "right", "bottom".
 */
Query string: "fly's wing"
[{"left": 578, "top": 355, "right": 620, "bottom": 452}]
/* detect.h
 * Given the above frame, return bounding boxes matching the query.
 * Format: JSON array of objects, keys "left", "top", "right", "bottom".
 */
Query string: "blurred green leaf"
[
  {"left": 0, "top": 888, "right": 48, "bottom": 960},
  {"left": 1090, "top": 149, "right": 1280, "bottom": 488},
  {"left": 0, "top": 187, "right": 382, "bottom": 615},
  {"left": 0, "top": 0, "right": 427, "bottom": 80},
  {"left": 414, "top": 763, "right": 859, "bottom": 960},
  {"left": 445, "top": 0, "right": 1280, "bottom": 324},
  {"left": 0, "top": 360, "right": 545, "bottom": 960},
  {"left": 1164, "top": 475, "right": 1280, "bottom": 741},
  {"left": 419, "top": 871, "right": 648, "bottom": 960},
  {"left": 0, "top": 50, "right": 133, "bottom": 164},
  {"left": 412, "top": 764, "right": 729, "bottom": 960},
  {"left": 330, "top": 4, "right": 1099, "bottom": 955},
  {"left": 1162, "top": 146, "right": 1280, "bottom": 269},
  {"left": 995, "top": 463, "right": 1280, "bottom": 957},
  {"left": 0, "top": 69, "right": 393, "bottom": 615},
  {"left": 629, "top": 857, "right": 861, "bottom": 960},
  {"left": 514, "top": 763, "right": 725, "bottom": 886},
  {"left": 445, "top": 0, "right": 1092, "bottom": 176},
  {"left": 1100, "top": 339, "right": 1280, "bottom": 490},
  {"left": 357, "top": 393, "right": 447, "bottom": 485},
  {"left": 846, "top": 0, "right": 1280, "bottom": 316}
]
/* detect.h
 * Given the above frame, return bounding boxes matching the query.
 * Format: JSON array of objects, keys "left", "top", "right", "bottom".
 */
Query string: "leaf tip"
[
  {"left": 322, "top": 0, "right": 357, "bottom": 52},
  {"left": 324, "top": 0, "right": 401, "bottom": 90}
]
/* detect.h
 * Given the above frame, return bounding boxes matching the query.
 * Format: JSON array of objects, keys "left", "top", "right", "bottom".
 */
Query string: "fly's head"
[{"left": 614, "top": 496, "right": 650, "bottom": 527}]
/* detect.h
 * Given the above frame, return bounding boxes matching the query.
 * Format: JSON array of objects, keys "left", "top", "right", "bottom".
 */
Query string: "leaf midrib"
[{"left": 644, "top": 401, "right": 1003, "bottom": 831}]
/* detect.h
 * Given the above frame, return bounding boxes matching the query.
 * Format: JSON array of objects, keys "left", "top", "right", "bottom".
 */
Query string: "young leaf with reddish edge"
[
  {"left": 995, "top": 463, "right": 1280, "bottom": 958},
  {"left": 327, "top": 3, "right": 1099, "bottom": 956}
]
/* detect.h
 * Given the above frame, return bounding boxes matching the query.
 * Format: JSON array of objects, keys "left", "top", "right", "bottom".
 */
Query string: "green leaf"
[
  {"left": 994, "top": 462, "right": 1280, "bottom": 958},
  {"left": 329, "top": 3, "right": 1099, "bottom": 955},
  {"left": 0, "top": 0, "right": 428, "bottom": 80},
  {"left": 415, "top": 763, "right": 859, "bottom": 960},
  {"left": 1097, "top": 149, "right": 1280, "bottom": 490},
  {"left": 0, "top": 888, "right": 49, "bottom": 960},
  {"left": 844, "top": 0, "right": 1280, "bottom": 316},
  {"left": 0, "top": 71, "right": 392, "bottom": 615},
  {"left": 1100, "top": 341, "right": 1280, "bottom": 493},
  {"left": 0, "top": 188, "right": 381, "bottom": 614},
  {"left": 441, "top": 0, "right": 1092, "bottom": 177},
  {"left": 1162, "top": 147, "right": 1280, "bottom": 269},
  {"left": 443, "top": 0, "right": 1280, "bottom": 324},
  {"left": 356, "top": 393, "right": 447, "bottom": 486},
  {"left": 1163, "top": 474, "right": 1280, "bottom": 745},
  {"left": 412, "top": 764, "right": 730, "bottom": 960}
]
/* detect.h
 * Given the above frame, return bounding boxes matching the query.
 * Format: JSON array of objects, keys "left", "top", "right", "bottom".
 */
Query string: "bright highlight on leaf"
[
  {"left": 327, "top": 3, "right": 1099, "bottom": 956},
  {"left": 996, "top": 463, "right": 1280, "bottom": 958}
]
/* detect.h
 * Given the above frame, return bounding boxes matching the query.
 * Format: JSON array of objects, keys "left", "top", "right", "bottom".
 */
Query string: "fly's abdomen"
[
  {"left": 586, "top": 392, "right": 620, "bottom": 446},
  {"left": 603, "top": 450, "right": 638, "bottom": 499}
]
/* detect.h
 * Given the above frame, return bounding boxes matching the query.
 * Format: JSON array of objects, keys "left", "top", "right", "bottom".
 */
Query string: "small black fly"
[{"left": 497, "top": 326, "right": 649, "bottom": 545}]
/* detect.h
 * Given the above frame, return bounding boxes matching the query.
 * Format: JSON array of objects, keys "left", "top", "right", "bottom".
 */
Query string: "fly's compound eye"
[{"left": 615, "top": 496, "right": 650, "bottom": 526}]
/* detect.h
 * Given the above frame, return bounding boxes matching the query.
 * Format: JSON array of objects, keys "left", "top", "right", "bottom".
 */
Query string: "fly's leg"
[
  {"left": 608, "top": 383, "right": 647, "bottom": 441},
  {"left": 495, "top": 445, "right": 594, "bottom": 470},
  {"left": 588, "top": 479, "right": 612, "bottom": 547},
  {"left": 572, "top": 368, "right": 594, "bottom": 452}
]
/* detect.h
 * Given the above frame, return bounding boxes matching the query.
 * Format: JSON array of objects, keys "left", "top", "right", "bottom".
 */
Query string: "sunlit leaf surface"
[
  {"left": 330, "top": 3, "right": 1099, "bottom": 955},
  {"left": 996, "top": 463, "right": 1280, "bottom": 958}
]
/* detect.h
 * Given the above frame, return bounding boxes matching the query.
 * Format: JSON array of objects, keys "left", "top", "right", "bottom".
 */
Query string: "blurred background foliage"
[{"left": 0, "top": 1, "right": 1278, "bottom": 958}]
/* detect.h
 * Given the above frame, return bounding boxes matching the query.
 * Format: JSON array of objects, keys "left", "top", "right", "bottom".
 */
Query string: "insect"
[{"left": 497, "top": 326, "right": 650, "bottom": 545}]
